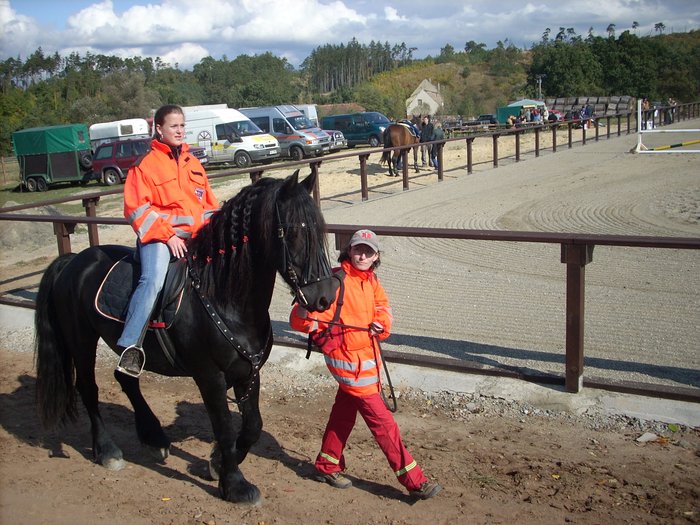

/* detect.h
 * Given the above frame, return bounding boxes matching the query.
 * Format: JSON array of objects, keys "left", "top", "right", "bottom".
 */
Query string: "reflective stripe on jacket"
[
  {"left": 290, "top": 260, "right": 393, "bottom": 396},
  {"left": 124, "top": 139, "right": 219, "bottom": 244}
]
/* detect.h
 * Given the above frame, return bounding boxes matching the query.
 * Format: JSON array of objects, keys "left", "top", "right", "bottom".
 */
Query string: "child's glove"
[{"left": 369, "top": 322, "right": 384, "bottom": 336}]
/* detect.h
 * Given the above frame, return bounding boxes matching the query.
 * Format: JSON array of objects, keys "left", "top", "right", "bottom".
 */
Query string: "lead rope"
[{"left": 372, "top": 336, "right": 398, "bottom": 413}]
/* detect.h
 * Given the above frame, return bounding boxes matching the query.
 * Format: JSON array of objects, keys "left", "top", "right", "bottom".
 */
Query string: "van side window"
[
  {"left": 334, "top": 117, "right": 351, "bottom": 131},
  {"left": 250, "top": 117, "right": 269, "bottom": 133},
  {"left": 273, "top": 118, "right": 288, "bottom": 134},
  {"left": 215, "top": 123, "right": 239, "bottom": 141}
]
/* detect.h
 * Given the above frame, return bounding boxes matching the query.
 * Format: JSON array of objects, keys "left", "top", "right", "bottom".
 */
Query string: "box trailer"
[{"left": 12, "top": 124, "right": 96, "bottom": 191}]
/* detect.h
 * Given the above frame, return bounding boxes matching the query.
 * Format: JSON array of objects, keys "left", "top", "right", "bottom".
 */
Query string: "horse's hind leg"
[
  {"left": 72, "top": 336, "right": 125, "bottom": 470},
  {"left": 114, "top": 371, "right": 171, "bottom": 461}
]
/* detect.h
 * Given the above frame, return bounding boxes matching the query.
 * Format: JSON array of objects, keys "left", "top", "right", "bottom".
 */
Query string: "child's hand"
[{"left": 369, "top": 322, "right": 384, "bottom": 336}]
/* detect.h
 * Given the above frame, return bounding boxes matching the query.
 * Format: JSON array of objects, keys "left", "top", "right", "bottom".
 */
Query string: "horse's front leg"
[
  {"left": 195, "top": 372, "right": 261, "bottom": 505},
  {"left": 413, "top": 145, "right": 420, "bottom": 172},
  {"left": 114, "top": 371, "right": 170, "bottom": 461}
]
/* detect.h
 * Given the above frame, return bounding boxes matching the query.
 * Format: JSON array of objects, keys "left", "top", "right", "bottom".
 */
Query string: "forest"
[{"left": 0, "top": 27, "right": 698, "bottom": 156}]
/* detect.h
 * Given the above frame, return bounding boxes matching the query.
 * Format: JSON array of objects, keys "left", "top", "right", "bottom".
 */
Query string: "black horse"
[
  {"left": 379, "top": 123, "right": 420, "bottom": 177},
  {"left": 34, "top": 170, "right": 338, "bottom": 505}
]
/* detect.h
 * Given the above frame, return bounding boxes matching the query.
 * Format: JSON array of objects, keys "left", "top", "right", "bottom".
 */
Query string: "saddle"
[
  {"left": 398, "top": 121, "right": 419, "bottom": 138},
  {"left": 95, "top": 251, "right": 188, "bottom": 330}
]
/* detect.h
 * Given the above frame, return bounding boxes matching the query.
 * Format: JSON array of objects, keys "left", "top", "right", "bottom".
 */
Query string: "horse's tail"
[
  {"left": 379, "top": 125, "right": 393, "bottom": 165},
  {"left": 35, "top": 253, "right": 78, "bottom": 429}
]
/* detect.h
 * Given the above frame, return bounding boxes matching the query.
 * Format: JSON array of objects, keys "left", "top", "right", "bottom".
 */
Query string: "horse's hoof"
[
  {"left": 102, "top": 457, "right": 126, "bottom": 471},
  {"left": 145, "top": 445, "right": 170, "bottom": 462},
  {"left": 222, "top": 483, "right": 262, "bottom": 507}
]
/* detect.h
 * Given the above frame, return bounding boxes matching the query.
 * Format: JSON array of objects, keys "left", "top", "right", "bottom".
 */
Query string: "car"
[
  {"left": 320, "top": 112, "right": 390, "bottom": 148},
  {"left": 91, "top": 138, "right": 208, "bottom": 186},
  {"left": 324, "top": 129, "right": 348, "bottom": 152}
]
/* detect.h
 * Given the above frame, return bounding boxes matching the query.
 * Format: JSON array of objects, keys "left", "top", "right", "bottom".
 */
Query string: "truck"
[
  {"left": 182, "top": 106, "right": 280, "bottom": 168},
  {"left": 240, "top": 105, "right": 331, "bottom": 160},
  {"left": 88, "top": 118, "right": 150, "bottom": 150},
  {"left": 12, "top": 124, "right": 96, "bottom": 191}
]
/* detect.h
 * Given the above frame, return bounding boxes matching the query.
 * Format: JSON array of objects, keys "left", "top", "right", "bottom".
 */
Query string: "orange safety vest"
[
  {"left": 124, "top": 139, "right": 219, "bottom": 244},
  {"left": 290, "top": 260, "right": 393, "bottom": 396}
]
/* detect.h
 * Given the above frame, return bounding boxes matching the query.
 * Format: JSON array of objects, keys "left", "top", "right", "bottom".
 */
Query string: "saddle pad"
[{"left": 95, "top": 256, "right": 187, "bottom": 329}]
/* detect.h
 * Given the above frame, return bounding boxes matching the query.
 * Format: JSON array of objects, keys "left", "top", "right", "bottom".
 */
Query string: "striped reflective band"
[
  {"left": 330, "top": 373, "right": 379, "bottom": 387},
  {"left": 324, "top": 356, "right": 377, "bottom": 372},
  {"left": 319, "top": 452, "right": 340, "bottom": 465},
  {"left": 395, "top": 460, "right": 417, "bottom": 477}
]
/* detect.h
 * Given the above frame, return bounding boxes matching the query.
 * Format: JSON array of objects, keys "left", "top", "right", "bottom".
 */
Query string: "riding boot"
[{"left": 116, "top": 345, "right": 146, "bottom": 378}]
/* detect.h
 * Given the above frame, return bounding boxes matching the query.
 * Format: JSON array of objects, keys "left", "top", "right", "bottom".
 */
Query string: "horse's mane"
[{"left": 187, "top": 176, "right": 327, "bottom": 305}]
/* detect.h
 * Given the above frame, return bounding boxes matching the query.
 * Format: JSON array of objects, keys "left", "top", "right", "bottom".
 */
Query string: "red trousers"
[{"left": 315, "top": 388, "right": 427, "bottom": 491}]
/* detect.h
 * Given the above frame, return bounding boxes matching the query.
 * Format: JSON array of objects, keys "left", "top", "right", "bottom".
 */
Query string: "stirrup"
[{"left": 116, "top": 345, "right": 146, "bottom": 378}]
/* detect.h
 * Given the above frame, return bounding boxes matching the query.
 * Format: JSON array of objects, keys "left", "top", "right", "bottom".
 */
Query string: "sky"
[{"left": 1, "top": 0, "right": 699, "bottom": 70}]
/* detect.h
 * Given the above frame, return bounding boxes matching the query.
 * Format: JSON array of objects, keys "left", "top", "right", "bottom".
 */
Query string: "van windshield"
[
  {"left": 287, "top": 115, "right": 315, "bottom": 131},
  {"left": 216, "top": 120, "right": 264, "bottom": 140},
  {"left": 364, "top": 112, "right": 391, "bottom": 125}
]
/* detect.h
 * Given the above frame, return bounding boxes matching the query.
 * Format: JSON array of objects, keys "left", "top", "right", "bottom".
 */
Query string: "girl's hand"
[
  {"left": 369, "top": 322, "right": 384, "bottom": 336},
  {"left": 166, "top": 235, "right": 187, "bottom": 259}
]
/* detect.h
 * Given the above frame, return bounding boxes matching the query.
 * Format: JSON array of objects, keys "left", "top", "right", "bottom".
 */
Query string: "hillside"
[{"left": 354, "top": 58, "right": 530, "bottom": 118}]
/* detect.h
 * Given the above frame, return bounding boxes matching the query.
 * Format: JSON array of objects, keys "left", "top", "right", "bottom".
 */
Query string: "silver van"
[{"left": 240, "top": 105, "right": 331, "bottom": 160}]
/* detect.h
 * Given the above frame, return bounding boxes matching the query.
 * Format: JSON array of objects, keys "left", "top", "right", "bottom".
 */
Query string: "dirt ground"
[
  {"left": 1, "top": 128, "right": 699, "bottom": 524},
  {"left": 1, "top": 344, "right": 699, "bottom": 525}
]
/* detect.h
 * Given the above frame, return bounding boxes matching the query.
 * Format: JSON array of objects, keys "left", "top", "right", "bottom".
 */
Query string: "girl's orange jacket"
[
  {"left": 124, "top": 139, "right": 219, "bottom": 244},
  {"left": 290, "top": 260, "right": 393, "bottom": 396}
]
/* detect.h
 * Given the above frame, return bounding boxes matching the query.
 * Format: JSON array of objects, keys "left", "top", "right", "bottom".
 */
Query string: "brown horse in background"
[{"left": 379, "top": 123, "right": 420, "bottom": 177}]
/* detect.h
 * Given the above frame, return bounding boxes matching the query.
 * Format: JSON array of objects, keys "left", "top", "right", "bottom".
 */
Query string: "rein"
[
  {"left": 275, "top": 203, "right": 332, "bottom": 309},
  {"left": 306, "top": 312, "right": 398, "bottom": 413}
]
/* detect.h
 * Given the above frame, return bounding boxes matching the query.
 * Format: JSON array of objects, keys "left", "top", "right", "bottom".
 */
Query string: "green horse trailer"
[{"left": 12, "top": 124, "right": 95, "bottom": 191}]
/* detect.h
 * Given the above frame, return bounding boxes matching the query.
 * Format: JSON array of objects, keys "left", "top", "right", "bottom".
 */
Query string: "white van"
[
  {"left": 182, "top": 106, "right": 280, "bottom": 168},
  {"left": 239, "top": 105, "right": 331, "bottom": 161},
  {"left": 88, "top": 118, "right": 150, "bottom": 150}
]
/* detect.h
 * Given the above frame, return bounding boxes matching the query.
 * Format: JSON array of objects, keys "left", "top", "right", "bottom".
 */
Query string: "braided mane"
[{"left": 187, "top": 175, "right": 327, "bottom": 305}]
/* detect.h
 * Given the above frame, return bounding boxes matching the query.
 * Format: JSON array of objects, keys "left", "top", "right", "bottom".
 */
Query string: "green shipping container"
[{"left": 12, "top": 124, "right": 95, "bottom": 192}]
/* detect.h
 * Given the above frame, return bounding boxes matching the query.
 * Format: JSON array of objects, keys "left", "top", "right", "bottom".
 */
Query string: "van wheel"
[
  {"left": 234, "top": 151, "right": 252, "bottom": 169},
  {"left": 103, "top": 169, "right": 119, "bottom": 186},
  {"left": 36, "top": 178, "right": 48, "bottom": 192},
  {"left": 369, "top": 136, "right": 380, "bottom": 148},
  {"left": 290, "top": 146, "right": 304, "bottom": 161},
  {"left": 25, "top": 178, "right": 37, "bottom": 192}
]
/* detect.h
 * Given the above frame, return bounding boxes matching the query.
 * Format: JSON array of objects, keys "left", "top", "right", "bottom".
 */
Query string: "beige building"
[{"left": 405, "top": 79, "right": 444, "bottom": 117}]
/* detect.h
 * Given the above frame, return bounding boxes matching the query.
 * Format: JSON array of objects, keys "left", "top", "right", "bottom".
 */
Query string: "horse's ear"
[
  {"left": 299, "top": 170, "right": 317, "bottom": 194},
  {"left": 281, "top": 169, "right": 300, "bottom": 194}
]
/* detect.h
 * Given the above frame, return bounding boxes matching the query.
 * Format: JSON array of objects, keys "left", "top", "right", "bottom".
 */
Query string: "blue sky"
[{"left": 2, "top": 0, "right": 698, "bottom": 69}]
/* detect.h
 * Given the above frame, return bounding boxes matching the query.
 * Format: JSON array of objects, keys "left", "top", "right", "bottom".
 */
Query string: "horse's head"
[{"left": 273, "top": 170, "right": 339, "bottom": 312}]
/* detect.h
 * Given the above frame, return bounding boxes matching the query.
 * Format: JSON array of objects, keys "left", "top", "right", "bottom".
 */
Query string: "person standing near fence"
[
  {"left": 430, "top": 121, "right": 445, "bottom": 171},
  {"left": 289, "top": 229, "right": 442, "bottom": 500},
  {"left": 420, "top": 115, "right": 434, "bottom": 167}
]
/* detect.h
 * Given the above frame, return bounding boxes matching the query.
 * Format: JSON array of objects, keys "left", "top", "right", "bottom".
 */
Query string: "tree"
[
  {"left": 607, "top": 24, "right": 616, "bottom": 38},
  {"left": 654, "top": 22, "right": 666, "bottom": 35}
]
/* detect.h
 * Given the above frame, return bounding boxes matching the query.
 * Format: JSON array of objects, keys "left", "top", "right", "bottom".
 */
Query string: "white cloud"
[
  {"left": 384, "top": 6, "right": 407, "bottom": 22},
  {"left": 1, "top": 0, "right": 698, "bottom": 69}
]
